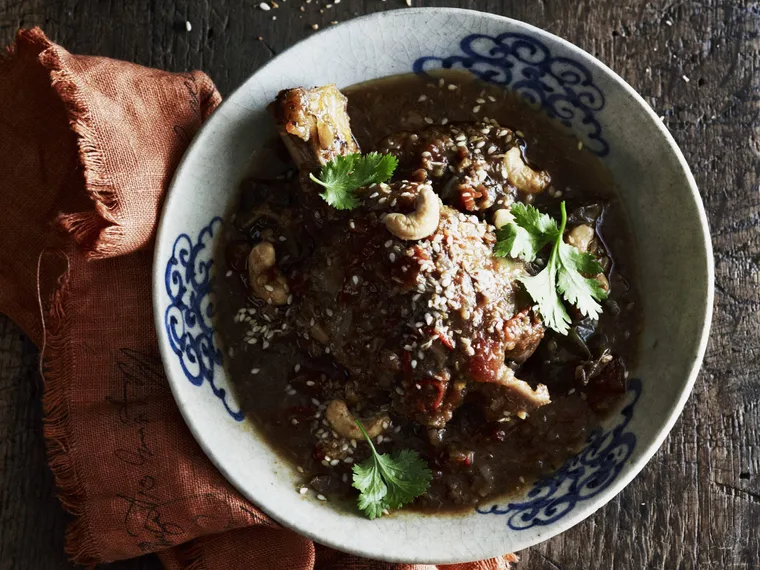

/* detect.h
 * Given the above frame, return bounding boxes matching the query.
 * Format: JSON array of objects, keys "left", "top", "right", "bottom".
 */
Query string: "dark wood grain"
[{"left": 0, "top": 0, "right": 758, "bottom": 568}]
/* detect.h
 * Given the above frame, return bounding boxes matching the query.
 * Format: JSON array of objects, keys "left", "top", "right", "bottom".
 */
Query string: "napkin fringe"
[
  {"left": 36, "top": 36, "right": 124, "bottom": 259},
  {"left": 42, "top": 270, "right": 99, "bottom": 567}
]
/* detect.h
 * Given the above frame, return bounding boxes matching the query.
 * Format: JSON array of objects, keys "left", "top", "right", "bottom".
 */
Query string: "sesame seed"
[
  {"left": 377, "top": 435, "right": 384, "bottom": 444},
  {"left": 312, "top": 23, "right": 319, "bottom": 30},
  {"left": 330, "top": 459, "right": 340, "bottom": 466},
  {"left": 185, "top": 21, "right": 192, "bottom": 31},
  {"left": 438, "top": 78, "right": 445, "bottom": 87},
  {"left": 577, "top": 141, "right": 584, "bottom": 150},
  {"left": 424, "top": 117, "right": 434, "bottom": 124},
  {"left": 306, "top": 380, "right": 315, "bottom": 386},
  {"left": 291, "top": 418, "right": 298, "bottom": 425},
  {"left": 389, "top": 253, "right": 396, "bottom": 262},
  {"left": 476, "top": 97, "right": 486, "bottom": 104},
  {"left": 447, "top": 83, "right": 457, "bottom": 91},
  {"left": 344, "top": 457, "right": 354, "bottom": 464},
  {"left": 259, "top": 2, "right": 270, "bottom": 9},
  {"left": 311, "top": 398, "right": 321, "bottom": 406},
  {"left": 472, "top": 105, "right": 481, "bottom": 113},
  {"left": 317, "top": 494, "right": 327, "bottom": 501},
  {"left": 299, "top": 487, "right": 308, "bottom": 495},
  {"left": 294, "top": 363, "right": 301, "bottom": 372},
  {"left": 488, "top": 95, "right": 497, "bottom": 102},
  {"left": 251, "top": 368, "right": 260, "bottom": 374},
  {"left": 418, "top": 94, "right": 427, "bottom": 102},
  {"left": 297, "top": 466, "right": 305, "bottom": 473},
  {"left": 352, "top": 275, "right": 359, "bottom": 285}
]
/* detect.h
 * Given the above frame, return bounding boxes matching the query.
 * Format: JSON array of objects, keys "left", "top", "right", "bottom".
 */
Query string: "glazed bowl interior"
[{"left": 153, "top": 8, "right": 713, "bottom": 563}]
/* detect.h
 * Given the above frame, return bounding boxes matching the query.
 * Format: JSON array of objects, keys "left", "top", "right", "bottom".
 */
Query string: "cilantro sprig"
[
  {"left": 495, "top": 202, "right": 608, "bottom": 335},
  {"left": 351, "top": 420, "right": 432, "bottom": 519},
  {"left": 309, "top": 152, "right": 398, "bottom": 210}
]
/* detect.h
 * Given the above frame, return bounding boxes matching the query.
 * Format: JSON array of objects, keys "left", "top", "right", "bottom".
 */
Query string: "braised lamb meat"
[
  {"left": 270, "top": 85, "right": 359, "bottom": 171},
  {"left": 270, "top": 85, "right": 550, "bottom": 430}
]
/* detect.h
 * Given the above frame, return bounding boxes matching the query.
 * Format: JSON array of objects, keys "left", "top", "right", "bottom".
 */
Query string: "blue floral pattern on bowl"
[
  {"left": 477, "top": 378, "right": 640, "bottom": 529},
  {"left": 413, "top": 32, "right": 609, "bottom": 156},
  {"left": 164, "top": 217, "right": 244, "bottom": 421}
]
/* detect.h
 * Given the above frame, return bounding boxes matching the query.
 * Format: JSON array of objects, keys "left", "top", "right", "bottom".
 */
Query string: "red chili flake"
[
  {"left": 312, "top": 445, "right": 326, "bottom": 462},
  {"left": 446, "top": 448, "right": 474, "bottom": 467},
  {"left": 418, "top": 377, "right": 445, "bottom": 411},
  {"left": 401, "top": 351, "right": 412, "bottom": 379},
  {"left": 423, "top": 325, "right": 455, "bottom": 351},
  {"left": 458, "top": 184, "right": 482, "bottom": 211},
  {"left": 436, "top": 329, "right": 455, "bottom": 350},
  {"left": 411, "top": 244, "right": 430, "bottom": 261}
]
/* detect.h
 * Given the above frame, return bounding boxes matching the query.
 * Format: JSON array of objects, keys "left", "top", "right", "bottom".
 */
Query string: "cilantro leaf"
[
  {"left": 494, "top": 201, "right": 608, "bottom": 335},
  {"left": 520, "top": 254, "right": 571, "bottom": 335},
  {"left": 309, "top": 152, "right": 398, "bottom": 210},
  {"left": 556, "top": 241, "right": 607, "bottom": 320},
  {"left": 494, "top": 202, "right": 559, "bottom": 260},
  {"left": 351, "top": 420, "right": 432, "bottom": 519}
]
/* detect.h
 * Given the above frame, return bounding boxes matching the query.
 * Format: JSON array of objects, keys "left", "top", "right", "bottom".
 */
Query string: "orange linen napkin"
[{"left": 0, "top": 28, "right": 518, "bottom": 569}]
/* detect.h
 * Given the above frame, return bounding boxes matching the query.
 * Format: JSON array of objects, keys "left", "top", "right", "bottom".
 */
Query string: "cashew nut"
[
  {"left": 595, "top": 273, "right": 610, "bottom": 292},
  {"left": 384, "top": 185, "right": 440, "bottom": 240},
  {"left": 325, "top": 399, "right": 389, "bottom": 440},
  {"left": 503, "top": 147, "right": 551, "bottom": 194},
  {"left": 492, "top": 208, "right": 514, "bottom": 229},
  {"left": 565, "top": 224, "right": 610, "bottom": 292},
  {"left": 566, "top": 224, "right": 595, "bottom": 253},
  {"left": 247, "top": 242, "right": 290, "bottom": 305}
]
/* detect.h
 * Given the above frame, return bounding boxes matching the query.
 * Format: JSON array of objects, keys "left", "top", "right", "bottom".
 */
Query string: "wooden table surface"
[{"left": 0, "top": 1, "right": 758, "bottom": 568}]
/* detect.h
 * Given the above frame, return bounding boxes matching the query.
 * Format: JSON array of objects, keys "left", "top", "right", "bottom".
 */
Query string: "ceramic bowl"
[{"left": 153, "top": 8, "right": 713, "bottom": 563}]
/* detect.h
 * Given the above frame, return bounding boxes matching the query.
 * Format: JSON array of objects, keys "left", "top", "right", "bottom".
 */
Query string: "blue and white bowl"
[{"left": 153, "top": 8, "right": 713, "bottom": 563}]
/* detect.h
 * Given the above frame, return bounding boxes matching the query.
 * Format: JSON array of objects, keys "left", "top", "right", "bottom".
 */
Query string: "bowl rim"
[{"left": 153, "top": 6, "right": 714, "bottom": 562}]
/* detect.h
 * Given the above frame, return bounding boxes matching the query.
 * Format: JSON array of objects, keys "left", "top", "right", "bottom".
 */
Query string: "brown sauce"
[{"left": 214, "top": 71, "right": 642, "bottom": 513}]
